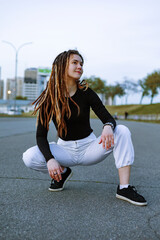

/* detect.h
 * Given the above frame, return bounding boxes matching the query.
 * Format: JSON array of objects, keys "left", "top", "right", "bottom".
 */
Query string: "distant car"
[{"left": 7, "top": 109, "right": 22, "bottom": 115}]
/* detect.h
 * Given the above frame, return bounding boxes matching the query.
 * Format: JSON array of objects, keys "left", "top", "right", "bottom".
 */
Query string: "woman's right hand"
[{"left": 47, "top": 158, "right": 63, "bottom": 182}]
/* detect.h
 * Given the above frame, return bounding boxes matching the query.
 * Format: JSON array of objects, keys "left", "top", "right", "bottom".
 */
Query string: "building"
[
  {"left": 6, "top": 77, "right": 23, "bottom": 100},
  {"left": 0, "top": 67, "right": 3, "bottom": 99},
  {"left": 23, "top": 68, "right": 51, "bottom": 101},
  {"left": 23, "top": 68, "right": 38, "bottom": 101},
  {"left": 97, "top": 93, "right": 114, "bottom": 105},
  {"left": 17, "top": 77, "right": 23, "bottom": 96},
  {"left": 0, "top": 80, "right": 4, "bottom": 99}
]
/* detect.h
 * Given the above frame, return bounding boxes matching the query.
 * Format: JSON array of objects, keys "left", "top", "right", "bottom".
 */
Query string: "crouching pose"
[{"left": 23, "top": 49, "right": 147, "bottom": 206}]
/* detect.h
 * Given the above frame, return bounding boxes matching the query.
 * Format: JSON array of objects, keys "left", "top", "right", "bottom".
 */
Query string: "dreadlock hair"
[{"left": 32, "top": 49, "right": 88, "bottom": 138}]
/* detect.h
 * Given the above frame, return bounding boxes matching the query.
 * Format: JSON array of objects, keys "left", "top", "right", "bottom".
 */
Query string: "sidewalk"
[{"left": 0, "top": 118, "right": 160, "bottom": 240}]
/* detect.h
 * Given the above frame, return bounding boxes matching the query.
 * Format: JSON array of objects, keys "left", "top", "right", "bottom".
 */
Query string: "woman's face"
[{"left": 67, "top": 54, "right": 83, "bottom": 81}]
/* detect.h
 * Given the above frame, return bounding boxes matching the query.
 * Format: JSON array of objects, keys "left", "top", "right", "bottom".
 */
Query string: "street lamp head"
[{"left": 2, "top": 41, "right": 33, "bottom": 52}]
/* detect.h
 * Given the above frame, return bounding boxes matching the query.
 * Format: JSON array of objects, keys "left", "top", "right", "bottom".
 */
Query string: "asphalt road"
[{"left": 0, "top": 117, "right": 160, "bottom": 240}]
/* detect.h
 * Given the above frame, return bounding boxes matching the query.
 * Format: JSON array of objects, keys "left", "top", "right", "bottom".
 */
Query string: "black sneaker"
[
  {"left": 49, "top": 167, "right": 73, "bottom": 192},
  {"left": 116, "top": 185, "right": 147, "bottom": 206}
]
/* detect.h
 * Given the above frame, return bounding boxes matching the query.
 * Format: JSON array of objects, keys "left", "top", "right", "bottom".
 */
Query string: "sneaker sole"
[
  {"left": 48, "top": 171, "right": 73, "bottom": 192},
  {"left": 116, "top": 194, "right": 147, "bottom": 206}
]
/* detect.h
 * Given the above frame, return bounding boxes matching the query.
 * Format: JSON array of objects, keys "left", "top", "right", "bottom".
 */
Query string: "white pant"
[{"left": 23, "top": 125, "right": 134, "bottom": 173}]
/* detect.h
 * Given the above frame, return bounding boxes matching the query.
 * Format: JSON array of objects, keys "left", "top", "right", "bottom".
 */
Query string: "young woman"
[{"left": 23, "top": 50, "right": 147, "bottom": 206}]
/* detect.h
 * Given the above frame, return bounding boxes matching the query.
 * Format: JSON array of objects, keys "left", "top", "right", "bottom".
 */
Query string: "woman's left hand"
[{"left": 99, "top": 125, "right": 114, "bottom": 150}]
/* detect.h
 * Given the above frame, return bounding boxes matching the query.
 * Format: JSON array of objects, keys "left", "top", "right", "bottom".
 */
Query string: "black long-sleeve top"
[{"left": 36, "top": 87, "right": 116, "bottom": 162}]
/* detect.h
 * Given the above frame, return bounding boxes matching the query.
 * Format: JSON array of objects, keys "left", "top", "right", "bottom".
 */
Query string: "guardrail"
[{"left": 118, "top": 114, "right": 160, "bottom": 120}]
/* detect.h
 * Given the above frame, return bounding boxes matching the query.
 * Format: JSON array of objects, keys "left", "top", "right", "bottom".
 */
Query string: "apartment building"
[
  {"left": 23, "top": 68, "right": 51, "bottom": 101},
  {"left": 6, "top": 77, "right": 23, "bottom": 100}
]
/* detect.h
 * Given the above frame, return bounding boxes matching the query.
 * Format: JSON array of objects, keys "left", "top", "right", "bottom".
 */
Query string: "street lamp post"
[{"left": 2, "top": 41, "right": 32, "bottom": 112}]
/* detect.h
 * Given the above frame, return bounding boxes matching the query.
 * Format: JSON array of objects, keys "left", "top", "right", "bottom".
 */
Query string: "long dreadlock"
[{"left": 32, "top": 50, "right": 88, "bottom": 137}]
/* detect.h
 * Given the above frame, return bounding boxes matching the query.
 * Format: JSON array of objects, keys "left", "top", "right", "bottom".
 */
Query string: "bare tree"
[{"left": 121, "top": 78, "right": 138, "bottom": 104}]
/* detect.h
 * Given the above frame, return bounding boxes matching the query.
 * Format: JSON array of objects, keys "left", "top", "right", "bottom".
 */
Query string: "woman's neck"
[{"left": 66, "top": 81, "right": 77, "bottom": 97}]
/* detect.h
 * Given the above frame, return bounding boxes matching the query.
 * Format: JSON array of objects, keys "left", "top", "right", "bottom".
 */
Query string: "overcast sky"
[{"left": 0, "top": 0, "right": 160, "bottom": 104}]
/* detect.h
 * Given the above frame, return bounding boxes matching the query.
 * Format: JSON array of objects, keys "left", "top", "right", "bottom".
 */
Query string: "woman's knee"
[
  {"left": 115, "top": 125, "right": 131, "bottom": 136},
  {"left": 22, "top": 148, "right": 35, "bottom": 168}
]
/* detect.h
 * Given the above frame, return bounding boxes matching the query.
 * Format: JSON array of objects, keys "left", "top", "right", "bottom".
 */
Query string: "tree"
[
  {"left": 138, "top": 79, "right": 149, "bottom": 104},
  {"left": 105, "top": 83, "right": 125, "bottom": 105},
  {"left": 144, "top": 71, "right": 160, "bottom": 104},
  {"left": 16, "top": 96, "right": 28, "bottom": 100},
  {"left": 85, "top": 76, "right": 106, "bottom": 93}
]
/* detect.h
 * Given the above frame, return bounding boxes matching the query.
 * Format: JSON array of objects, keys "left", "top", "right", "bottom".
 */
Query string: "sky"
[{"left": 0, "top": 0, "right": 160, "bottom": 104}]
